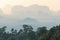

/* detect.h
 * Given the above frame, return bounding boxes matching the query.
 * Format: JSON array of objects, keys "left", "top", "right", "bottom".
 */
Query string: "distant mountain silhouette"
[
  {"left": 11, "top": 4, "right": 50, "bottom": 15},
  {"left": 20, "top": 18, "right": 40, "bottom": 25},
  {"left": 11, "top": 4, "right": 51, "bottom": 19}
]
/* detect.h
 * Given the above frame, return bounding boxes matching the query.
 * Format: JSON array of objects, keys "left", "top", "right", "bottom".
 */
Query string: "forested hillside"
[{"left": 0, "top": 24, "right": 60, "bottom": 40}]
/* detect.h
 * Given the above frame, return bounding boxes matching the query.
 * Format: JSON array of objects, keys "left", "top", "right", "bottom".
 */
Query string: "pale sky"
[{"left": 0, "top": 0, "right": 60, "bottom": 13}]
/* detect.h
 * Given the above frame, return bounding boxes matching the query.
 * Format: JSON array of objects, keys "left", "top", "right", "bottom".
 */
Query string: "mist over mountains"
[{"left": 0, "top": 4, "right": 60, "bottom": 31}]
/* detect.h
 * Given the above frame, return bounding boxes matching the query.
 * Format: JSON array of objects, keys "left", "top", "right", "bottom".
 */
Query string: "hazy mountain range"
[{"left": 0, "top": 4, "right": 60, "bottom": 31}]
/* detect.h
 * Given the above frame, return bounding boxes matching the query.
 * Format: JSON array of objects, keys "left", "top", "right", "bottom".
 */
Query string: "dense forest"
[{"left": 0, "top": 24, "right": 60, "bottom": 40}]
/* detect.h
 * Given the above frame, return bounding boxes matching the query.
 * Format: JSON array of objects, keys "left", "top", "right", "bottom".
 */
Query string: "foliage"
[{"left": 0, "top": 24, "right": 60, "bottom": 40}]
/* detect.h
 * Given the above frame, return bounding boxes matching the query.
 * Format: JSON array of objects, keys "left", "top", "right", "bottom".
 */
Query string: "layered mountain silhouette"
[{"left": 11, "top": 4, "right": 50, "bottom": 18}]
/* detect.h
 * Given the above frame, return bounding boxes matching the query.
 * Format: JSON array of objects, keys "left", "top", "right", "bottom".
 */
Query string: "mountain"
[
  {"left": 20, "top": 18, "right": 40, "bottom": 24},
  {"left": 11, "top": 4, "right": 51, "bottom": 19}
]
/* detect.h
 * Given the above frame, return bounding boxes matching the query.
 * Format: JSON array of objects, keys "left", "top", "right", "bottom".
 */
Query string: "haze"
[
  {"left": 0, "top": 0, "right": 60, "bottom": 31},
  {"left": 0, "top": 0, "right": 60, "bottom": 13}
]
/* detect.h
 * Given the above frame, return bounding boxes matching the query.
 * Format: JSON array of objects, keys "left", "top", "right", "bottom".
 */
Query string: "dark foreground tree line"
[{"left": 0, "top": 24, "right": 60, "bottom": 40}]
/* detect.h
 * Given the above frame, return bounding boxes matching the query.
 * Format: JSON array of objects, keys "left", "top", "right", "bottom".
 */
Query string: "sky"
[{"left": 0, "top": 0, "right": 60, "bottom": 13}]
